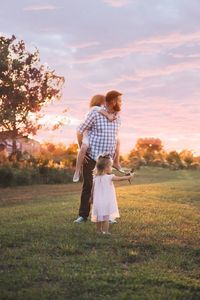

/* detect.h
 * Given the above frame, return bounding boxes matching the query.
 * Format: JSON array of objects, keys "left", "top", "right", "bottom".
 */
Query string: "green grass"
[{"left": 0, "top": 167, "right": 200, "bottom": 300}]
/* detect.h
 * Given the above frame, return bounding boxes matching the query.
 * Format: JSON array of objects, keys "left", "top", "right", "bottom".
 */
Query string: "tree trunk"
[
  {"left": 12, "top": 138, "right": 17, "bottom": 154},
  {"left": 12, "top": 125, "right": 18, "bottom": 155}
]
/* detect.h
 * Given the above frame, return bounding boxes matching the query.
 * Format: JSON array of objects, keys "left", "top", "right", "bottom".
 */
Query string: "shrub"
[
  {"left": 140, "top": 158, "right": 147, "bottom": 166},
  {"left": 45, "top": 168, "right": 66, "bottom": 184},
  {"left": 170, "top": 163, "right": 179, "bottom": 170},
  {"left": 38, "top": 166, "right": 73, "bottom": 184},
  {"left": 179, "top": 160, "right": 188, "bottom": 169},
  {"left": 189, "top": 162, "right": 200, "bottom": 170},
  {"left": 161, "top": 160, "right": 170, "bottom": 168},
  {"left": 12, "top": 168, "right": 32, "bottom": 186},
  {"left": 150, "top": 159, "right": 163, "bottom": 167},
  {"left": 0, "top": 166, "right": 13, "bottom": 187},
  {"left": 0, "top": 164, "right": 73, "bottom": 187}
]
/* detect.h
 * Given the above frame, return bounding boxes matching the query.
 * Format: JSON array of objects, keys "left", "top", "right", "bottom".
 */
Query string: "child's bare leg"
[
  {"left": 113, "top": 139, "right": 121, "bottom": 170},
  {"left": 96, "top": 222, "right": 102, "bottom": 233},
  {"left": 73, "top": 144, "right": 88, "bottom": 182},
  {"left": 102, "top": 217, "right": 110, "bottom": 234}
]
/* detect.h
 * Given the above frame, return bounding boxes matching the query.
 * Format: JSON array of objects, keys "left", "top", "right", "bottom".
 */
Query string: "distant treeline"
[{"left": 0, "top": 138, "right": 199, "bottom": 187}]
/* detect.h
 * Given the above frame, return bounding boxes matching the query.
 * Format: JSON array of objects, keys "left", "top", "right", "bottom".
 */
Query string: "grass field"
[{"left": 0, "top": 167, "right": 200, "bottom": 300}]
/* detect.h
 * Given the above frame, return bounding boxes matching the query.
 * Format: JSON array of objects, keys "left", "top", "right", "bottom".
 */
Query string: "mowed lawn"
[{"left": 0, "top": 168, "right": 200, "bottom": 300}]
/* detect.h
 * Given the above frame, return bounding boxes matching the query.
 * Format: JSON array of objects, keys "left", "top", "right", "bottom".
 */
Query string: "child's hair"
[
  {"left": 89, "top": 95, "right": 105, "bottom": 108},
  {"left": 94, "top": 153, "right": 113, "bottom": 176}
]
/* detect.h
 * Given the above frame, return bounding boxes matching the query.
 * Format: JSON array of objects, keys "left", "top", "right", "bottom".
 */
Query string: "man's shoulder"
[
  {"left": 86, "top": 108, "right": 99, "bottom": 118},
  {"left": 85, "top": 109, "right": 98, "bottom": 120}
]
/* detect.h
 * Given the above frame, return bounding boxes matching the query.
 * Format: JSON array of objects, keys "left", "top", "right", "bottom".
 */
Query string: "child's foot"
[
  {"left": 102, "top": 231, "right": 111, "bottom": 235},
  {"left": 109, "top": 219, "right": 117, "bottom": 224},
  {"left": 96, "top": 231, "right": 102, "bottom": 234},
  {"left": 73, "top": 171, "right": 80, "bottom": 182}
]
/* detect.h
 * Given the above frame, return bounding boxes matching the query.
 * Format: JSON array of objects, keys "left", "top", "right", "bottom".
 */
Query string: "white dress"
[{"left": 91, "top": 174, "right": 120, "bottom": 222}]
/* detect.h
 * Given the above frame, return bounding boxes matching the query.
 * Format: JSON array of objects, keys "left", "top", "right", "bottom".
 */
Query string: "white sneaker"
[
  {"left": 73, "top": 172, "right": 80, "bottom": 182},
  {"left": 102, "top": 232, "right": 112, "bottom": 235},
  {"left": 109, "top": 219, "right": 117, "bottom": 224},
  {"left": 74, "top": 216, "right": 87, "bottom": 223}
]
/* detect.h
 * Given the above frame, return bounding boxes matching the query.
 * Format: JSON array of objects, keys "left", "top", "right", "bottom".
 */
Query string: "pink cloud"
[
  {"left": 136, "top": 32, "right": 200, "bottom": 46},
  {"left": 133, "top": 59, "right": 200, "bottom": 80},
  {"left": 168, "top": 53, "right": 200, "bottom": 59},
  {"left": 65, "top": 41, "right": 100, "bottom": 50},
  {"left": 23, "top": 5, "right": 57, "bottom": 11},
  {"left": 84, "top": 58, "right": 200, "bottom": 92},
  {"left": 73, "top": 32, "right": 200, "bottom": 64},
  {"left": 73, "top": 43, "right": 154, "bottom": 64},
  {"left": 103, "top": 0, "right": 130, "bottom": 7}
]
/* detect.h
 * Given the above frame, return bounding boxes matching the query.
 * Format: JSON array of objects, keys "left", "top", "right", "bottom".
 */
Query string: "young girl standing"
[
  {"left": 91, "top": 154, "right": 134, "bottom": 234},
  {"left": 73, "top": 95, "right": 121, "bottom": 182}
]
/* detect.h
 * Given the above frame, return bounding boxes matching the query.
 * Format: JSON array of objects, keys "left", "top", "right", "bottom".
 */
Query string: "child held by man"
[{"left": 73, "top": 95, "right": 121, "bottom": 182}]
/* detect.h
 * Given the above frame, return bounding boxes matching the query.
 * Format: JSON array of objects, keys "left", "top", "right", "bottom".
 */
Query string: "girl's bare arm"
[
  {"left": 112, "top": 173, "right": 134, "bottom": 181},
  {"left": 99, "top": 110, "right": 117, "bottom": 122},
  {"left": 77, "top": 131, "right": 83, "bottom": 148}
]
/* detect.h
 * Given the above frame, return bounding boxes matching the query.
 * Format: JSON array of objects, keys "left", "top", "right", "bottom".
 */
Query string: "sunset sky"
[{"left": 1, "top": 0, "right": 200, "bottom": 154}]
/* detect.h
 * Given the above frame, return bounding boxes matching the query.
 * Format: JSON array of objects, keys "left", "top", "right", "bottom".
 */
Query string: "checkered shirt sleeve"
[
  {"left": 77, "top": 109, "right": 121, "bottom": 161},
  {"left": 77, "top": 110, "right": 97, "bottom": 134}
]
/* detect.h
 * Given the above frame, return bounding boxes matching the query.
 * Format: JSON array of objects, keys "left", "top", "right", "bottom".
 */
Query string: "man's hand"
[
  {"left": 84, "top": 155, "right": 90, "bottom": 165},
  {"left": 107, "top": 113, "right": 117, "bottom": 122}
]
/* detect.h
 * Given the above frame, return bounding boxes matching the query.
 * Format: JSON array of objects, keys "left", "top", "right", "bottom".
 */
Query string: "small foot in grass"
[{"left": 102, "top": 232, "right": 112, "bottom": 235}]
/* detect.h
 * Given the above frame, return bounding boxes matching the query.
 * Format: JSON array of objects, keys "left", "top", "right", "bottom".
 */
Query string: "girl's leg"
[
  {"left": 73, "top": 144, "right": 88, "bottom": 182},
  {"left": 113, "top": 139, "right": 121, "bottom": 170},
  {"left": 102, "top": 216, "right": 110, "bottom": 234},
  {"left": 96, "top": 222, "right": 102, "bottom": 233}
]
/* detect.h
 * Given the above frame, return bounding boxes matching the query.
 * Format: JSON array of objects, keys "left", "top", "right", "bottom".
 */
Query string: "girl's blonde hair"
[
  {"left": 89, "top": 94, "right": 105, "bottom": 108},
  {"left": 94, "top": 154, "right": 113, "bottom": 176}
]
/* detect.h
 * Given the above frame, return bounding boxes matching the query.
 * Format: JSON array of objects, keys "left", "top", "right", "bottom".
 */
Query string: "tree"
[
  {"left": 135, "top": 138, "right": 163, "bottom": 162},
  {"left": 40, "top": 142, "right": 68, "bottom": 161},
  {"left": 135, "top": 138, "right": 163, "bottom": 153},
  {"left": 179, "top": 150, "right": 194, "bottom": 165},
  {"left": 66, "top": 143, "right": 78, "bottom": 156},
  {"left": 0, "top": 35, "right": 64, "bottom": 154},
  {"left": 166, "top": 151, "right": 181, "bottom": 164}
]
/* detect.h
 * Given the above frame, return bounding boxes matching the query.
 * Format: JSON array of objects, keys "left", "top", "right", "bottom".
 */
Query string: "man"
[{"left": 74, "top": 90, "right": 122, "bottom": 223}]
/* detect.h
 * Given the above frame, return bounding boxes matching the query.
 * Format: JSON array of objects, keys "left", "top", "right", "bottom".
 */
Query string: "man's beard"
[{"left": 114, "top": 103, "right": 121, "bottom": 112}]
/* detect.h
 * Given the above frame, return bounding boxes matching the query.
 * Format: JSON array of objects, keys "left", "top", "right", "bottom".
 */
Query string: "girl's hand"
[
  {"left": 126, "top": 172, "right": 135, "bottom": 184},
  {"left": 108, "top": 114, "right": 117, "bottom": 122},
  {"left": 125, "top": 171, "right": 134, "bottom": 177}
]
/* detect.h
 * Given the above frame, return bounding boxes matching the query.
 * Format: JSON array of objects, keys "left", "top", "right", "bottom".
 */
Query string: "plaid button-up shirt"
[{"left": 77, "top": 108, "right": 121, "bottom": 161}]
